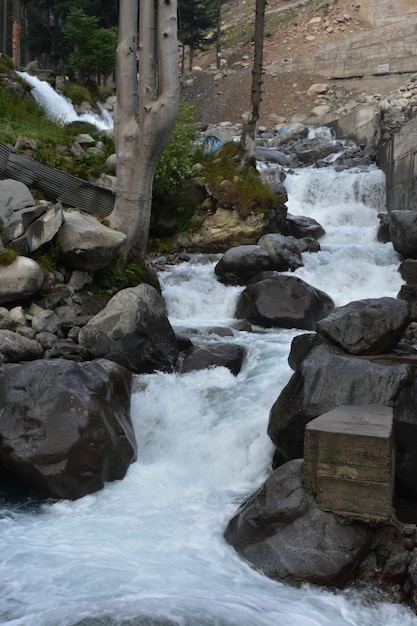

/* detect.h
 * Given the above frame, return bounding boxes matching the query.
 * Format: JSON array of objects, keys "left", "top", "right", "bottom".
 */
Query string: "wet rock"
[
  {"left": 316, "top": 297, "right": 410, "bottom": 355},
  {"left": 180, "top": 342, "right": 246, "bottom": 375},
  {"left": 235, "top": 275, "right": 334, "bottom": 330},
  {"left": 224, "top": 459, "right": 372, "bottom": 588},
  {"left": 0, "top": 358, "right": 136, "bottom": 500},
  {"left": 78, "top": 284, "right": 179, "bottom": 374}
]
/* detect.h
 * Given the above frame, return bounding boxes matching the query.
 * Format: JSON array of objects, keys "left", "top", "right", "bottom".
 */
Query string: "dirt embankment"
[{"left": 180, "top": 0, "right": 414, "bottom": 128}]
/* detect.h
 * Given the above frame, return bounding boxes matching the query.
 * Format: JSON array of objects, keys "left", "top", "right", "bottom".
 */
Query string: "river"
[{"left": 1, "top": 164, "right": 416, "bottom": 625}]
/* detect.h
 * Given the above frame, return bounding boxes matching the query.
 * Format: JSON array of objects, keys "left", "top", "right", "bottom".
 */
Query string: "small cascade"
[{"left": 16, "top": 71, "right": 114, "bottom": 131}]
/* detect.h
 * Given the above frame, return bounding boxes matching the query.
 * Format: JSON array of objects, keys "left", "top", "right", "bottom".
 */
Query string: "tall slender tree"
[
  {"left": 239, "top": 0, "right": 267, "bottom": 171},
  {"left": 108, "top": 0, "right": 180, "bottom": 262},
  {"left": 178, "top": 0, "right": 216, "bottom": 71}
]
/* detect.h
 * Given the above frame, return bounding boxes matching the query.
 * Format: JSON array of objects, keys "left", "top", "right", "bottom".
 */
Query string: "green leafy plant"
[
  {"left": 154, "top": 102, "right": 198, "bottom": 194},
  {"left": 198, "top": 142, "right": 277, "bottom": 218},
  {"left": 91, "top": 261, "right": 146, "bottom": 293},
  {"left": 0, "top": 54, "right": 14, "bottom": 73}
]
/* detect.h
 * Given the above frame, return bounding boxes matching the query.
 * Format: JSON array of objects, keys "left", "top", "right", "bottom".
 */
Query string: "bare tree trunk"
[
  {"left": 109, "top": 0, "right": 180, "bottom": 263},
  {"left": 3, "top": 0, "right": 8, "bottom": 54},
  {"left": 239, "top": 0, "right": 266, "bottom": 171},
  {"left": 216, "top": 0, "right": 221, "bottom": 70}
]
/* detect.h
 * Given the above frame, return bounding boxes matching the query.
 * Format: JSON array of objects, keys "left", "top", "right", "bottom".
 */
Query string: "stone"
[
  {"left": 26, "top": 202, "right": 63, "bottom": 252},
  {"left": 180, "top": 342, "right": 246, "bottom": 375},
  {"left": 0, "top": 358, "right": 136, "bottom": 500},
  {"left": 303, "top": 405, "right": 395, "bottom": 523},
  {"left": 59, "top": 211, "right": 127, "bottom": 272},
  {"left": 307, "top": 83, "right": 329, "bottom": 97},
  {"left": 214, "top": 245, "right": 272, "bottom": 284},
  {"left": 235, "top": 275, "right": 334, "bottom": 330},
  {"left": 0, "top": 329, "right": 43, "bottom": 362},
  {"left": 10, "top": 305, "right": 27, "bottom": 325},
  {"left": 257, "top": 233, "right": 304, "bottom": 271},
  {"left": 0, "top": 307, "right": 12, "bottom": 329},
  {"left": 316, "top": 297, "right": 410, "bottom": 355},
  {"left": 389, "top": 211, "right": 417, "bottom": 259},
  {"left": 78, "top": 283, "right": 179, "bottom": 374},
  {"left": 286, "top": 213, "right": 325, "bottom": 239},
  {"left": 267, "top": 338, "right": 411, "bottom": 468},
  {"left": 224, "top": 459, "right": 372, "bottom": 588},
  {"left": 0, "top": 256, "right": 44, "bottom": 305}
]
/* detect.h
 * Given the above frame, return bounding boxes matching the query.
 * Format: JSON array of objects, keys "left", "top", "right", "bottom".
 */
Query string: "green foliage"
[
  {"left": 154, "top": 103, "right": 198, "bottom": 193},
  {"left": 199, "top": 142, "right": 277, "bottom": 217},
  {"left": 0, "top": 249, "right": 18, "bottom": 266},
  {"left": 32, "top": 240, "right": 61, "bottom": 272},
  {"left": 63, "top": 83, "right": 94, "bottom": 106},
  {"left": 178, "top": 0, "right": 217, "bottom": 49},
  {"left": 0, "top": 54, "right": 14, "bottom": 73},
  {"left": 64, "top": 7, "right": 117, "bottom": 82},
  {"left": 91, "top": 262, "right": 146, "bottom": 293}
]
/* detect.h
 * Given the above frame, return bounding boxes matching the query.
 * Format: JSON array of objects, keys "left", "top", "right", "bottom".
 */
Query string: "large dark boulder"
[
  {"left": 257, "top": 233, "right": 304, "bottom": 271},
  {"left": 316, "top": 297, "right": 410, "bottom": 355},
  {"left": 180, "top": 342, "right": 246, "bottom": 375},
  {"left": 224, "top": 459, "right": 372, "bottom": 588},
  {"left": 235, "top": 275, "right": 334, "bottom": 330},
  {"left": 389, "top": 211, "right": 417, "bottom": 259},
  {"left": 286, "top": 213, "right": 325, "bottom": 240},
  {"left": 214, "top": 245, "right": 272, "bottom": 285},
  {"left": 0, "top": 358, "right": 136, "bottom": 500},
  {"left": 78, "top": 283, "right": 178, "bottom": 374},
  {"left": 267, "top": 337, "right": 412, "bottom": 468},
  {"left": 267, "top": 335, "right": 417, "bottom": 502}
]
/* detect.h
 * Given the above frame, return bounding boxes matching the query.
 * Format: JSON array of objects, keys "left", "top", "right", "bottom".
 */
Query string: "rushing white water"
[
  {"left": 16, "top": 72, "right": 113, "bottom": 131},
  {"left": 1, "top": 164, "right": 415, "bottom": 626}
]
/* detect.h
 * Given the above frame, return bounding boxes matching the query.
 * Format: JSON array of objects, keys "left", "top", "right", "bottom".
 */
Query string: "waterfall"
[
  {"left": 16, "top": 71, "right": 114, "bottom": 131},
  {"left": 0, "top": 161, "right": 415, "bottom": 626}
]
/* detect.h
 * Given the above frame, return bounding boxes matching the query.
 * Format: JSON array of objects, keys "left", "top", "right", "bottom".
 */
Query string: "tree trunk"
[
  {"left": 216, "top": 0, "right": 221, "bottom": 70},
  {"left": 239, "top": 0, "right": 266, "bottom": 171},
  {"left": 12, "top": 0, "right": 20, "bottom": 66},
  {"left": 109, "top": 0, "right": 180, "bottom": 263}
]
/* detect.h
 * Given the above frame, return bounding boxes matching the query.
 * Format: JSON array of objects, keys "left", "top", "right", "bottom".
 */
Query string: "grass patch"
[
  {"left": 198, "top": 142, "right": 277, "bottom": 218},
  {"left": 91, "top": 261, "right": 147, "bottom": 294}
]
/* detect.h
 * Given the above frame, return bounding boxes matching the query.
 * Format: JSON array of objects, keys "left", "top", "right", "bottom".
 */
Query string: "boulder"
[
  {"left": 267, "top": 334, "right": 417, "bottom": 502},
  {"left": 316, "top": 297, "right": 410, "bottom": 355},
  {"left": 26, "top": 202, "right": 63, "bottom": 252},
  {"left": 0, "top": 358, "right": 136, "bottom": 500},
  {"left": 214, "top": 245, "right": 272, "bottom": 285},
  {"left": 389, "top": 211, "right": 417, "bottom": 259},
  {"left": 224, "top": 459, "right": 372, "bottom": 588},
  {"left": 235, "top": 275, "right": 334, "bottom": 330},
  {"left": 0, "top": 256, "right": 44, "bottom": 304},
  {"left": 268, "top": 123, "right": 307, "bottom": 148},
  {"left": 58, "top": 211, "right": 127, "bottom": 272},
  {"left": 0, "top": 179, "right": 37, "bottom": 226},
  {"left": 78, "top": 283, "right": 179, "bottom": 374},
  {"left": 286, "top": 213, "right": 325, "bottom": 240},
  {"left": 0, "top": 329, "right": 43, "bottom": 362},
  {"left": 180, "top": 342, "right": 246, "bottom": 375},
  {"left": 257, "top": 233, "right": 304, "bottom": 271}
]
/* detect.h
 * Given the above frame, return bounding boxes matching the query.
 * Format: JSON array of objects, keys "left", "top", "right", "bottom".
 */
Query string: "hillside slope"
[{"left": 181, "top": 0, "right": 417, "bottom": 127}]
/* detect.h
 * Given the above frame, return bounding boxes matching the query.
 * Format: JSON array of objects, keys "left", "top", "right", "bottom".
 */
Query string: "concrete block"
[{"left": 304, "top": 405, "right": 395, "bottom": 523}]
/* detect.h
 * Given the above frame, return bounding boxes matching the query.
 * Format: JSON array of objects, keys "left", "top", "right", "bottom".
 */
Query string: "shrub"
[
  {"left": 154, "top": 102, "right": 198, "bottom": 193},
  {"left": 0, "top": 248, "right": 18, "bottom": 266}
]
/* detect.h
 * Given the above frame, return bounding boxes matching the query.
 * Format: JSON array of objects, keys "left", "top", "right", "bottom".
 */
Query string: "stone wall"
[
  {"left": 378, "top": 116, "right": 417, "bottom": 212},
  {"left": 279, "top": 0, "right": 417, "bottom": 80}
]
